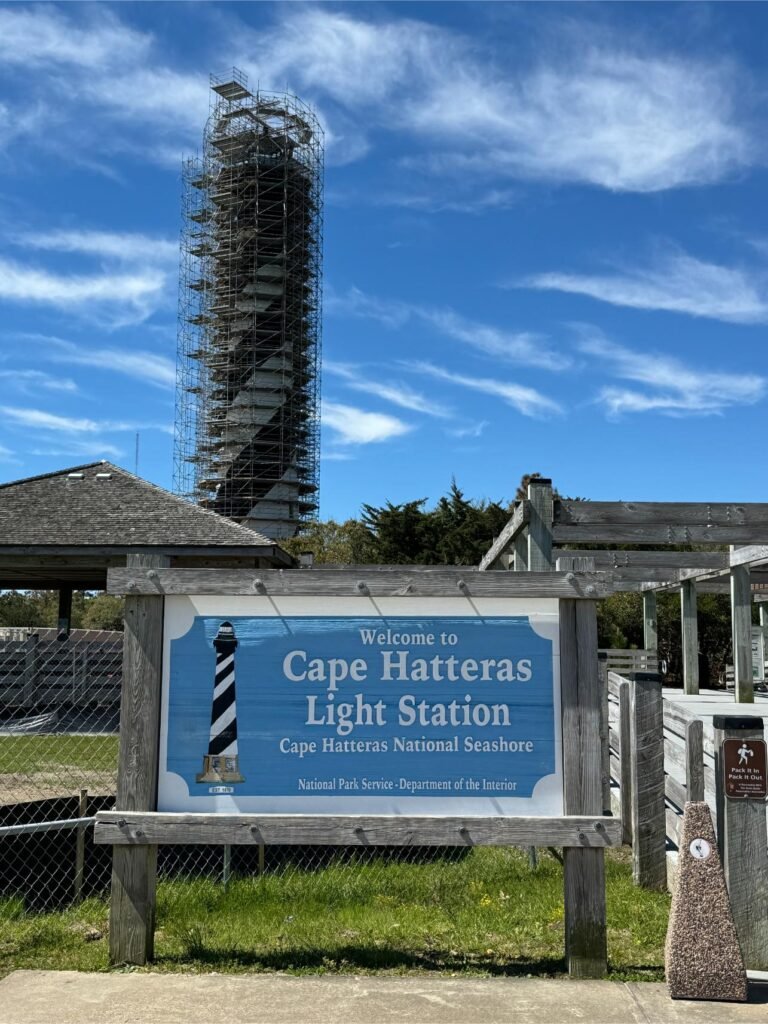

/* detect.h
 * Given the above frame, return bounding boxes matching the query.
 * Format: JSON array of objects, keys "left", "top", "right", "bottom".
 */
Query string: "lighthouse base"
[{"left": 196, "top": 754, "right": 244, "bottom": 784}]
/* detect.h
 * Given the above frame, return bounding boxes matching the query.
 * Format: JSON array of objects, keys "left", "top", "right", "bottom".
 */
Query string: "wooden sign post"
[
  {"left": 714, "top": 715, "right": 768, "bottom": 969},
  {"left": 98, "top": 566, "right": 617, "bottom": 977}
]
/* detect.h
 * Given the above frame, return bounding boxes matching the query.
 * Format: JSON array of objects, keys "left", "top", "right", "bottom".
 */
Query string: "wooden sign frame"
[{"left": 96, "top": 563, "right": 616, "bottom": 978}]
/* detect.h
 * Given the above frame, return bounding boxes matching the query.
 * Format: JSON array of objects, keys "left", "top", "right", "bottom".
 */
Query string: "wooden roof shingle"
[{"left": 0, "top": 461, "right": 285, "bottom": 553}]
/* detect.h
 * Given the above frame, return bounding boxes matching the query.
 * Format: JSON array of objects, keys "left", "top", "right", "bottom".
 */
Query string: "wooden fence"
[
  {"left": 598, "top": 649, "right": 658, "bottom": 676},
  {"left": 0, "top": 631, "right": 122, "bottom": 710},
  {"left": 607, "top": 672, "right": 768, "bottom": 968}
]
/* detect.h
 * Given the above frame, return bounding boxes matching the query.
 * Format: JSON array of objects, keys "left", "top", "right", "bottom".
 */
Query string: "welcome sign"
[{"left": 158, "top": 596, "right": 563, "bottom": 815}]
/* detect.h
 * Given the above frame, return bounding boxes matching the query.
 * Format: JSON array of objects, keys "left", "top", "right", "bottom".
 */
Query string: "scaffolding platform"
[{"left": 174, "top": 69, "right": 322, "bottom": 540}]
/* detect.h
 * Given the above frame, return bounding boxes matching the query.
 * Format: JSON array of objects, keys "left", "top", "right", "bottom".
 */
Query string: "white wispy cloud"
[
  {"left": 321, "top": 450, "right": 357, "bottom": 462},
  {"left": 326, "top": 362, "right": 452, "bottom": 418},
  {"left": 0, "top": 7, "right": 204, "bottom": 166},
  {"left": 447, "top": 420, "right": 489, "bottom": 439},
  {"left": 0, "top": 7, "right": 150, "bottom": 69},
  {"left": 0, "top": 370, "right": 77, "bottom": 395},
  {"left": 0, "top": 256, "right": 166, "bottom": 326},
  {"left": 29, "top": 336, "right": 176, "bottom": 390},
  {"left": 407, "top": 51, "right": 753, "bottom": 192},
  {"left": 421, "top": 307, "right": 566, "bottom": 369},
  {"left": 322, "top": 401, "right": 413, "bottom": 445},
  {"left": 14, "top": 229, "right": 177, "bottom": 264},
  {"left": 327, "top": 287, "right": 568, "bottom": 370},
  {"left": 1, "top": 6, "right": 754, "bottom": 192},
  {"left": 0, "top": 406, "right": 173, "bottom": 436},
  {"left": 0, "top": 407, "right": 108, "bottom": 434},
  {"left": 523, "top": 250, "right": 768, "bottom": 323},
  {"left": 29, "top": 441, "right": 123, "bottom": 459},
  {"left": 240, "top": 7, "right": 757, "bottom": 192},
  {"left": 0, "top": 228, "right": 176, "bottom": 327},
  {"left": 376, "top": 188, "right": 520, "bottom": 215},
  {"left": 406, "top": 362, "right": 563, "bottom": 418},
  {"left": 577, "top": 330, "right": 766, "bottom": 417}
]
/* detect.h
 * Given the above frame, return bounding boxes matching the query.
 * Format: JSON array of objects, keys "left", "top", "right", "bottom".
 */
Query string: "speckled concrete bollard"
[{"left": 665, "top": 801, "right": 747, "bottom": 1002}]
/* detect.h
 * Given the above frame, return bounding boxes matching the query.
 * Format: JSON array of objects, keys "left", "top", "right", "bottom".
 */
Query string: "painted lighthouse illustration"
[{"left": 196, "top": 621, "right": 245, "bottom": 784}]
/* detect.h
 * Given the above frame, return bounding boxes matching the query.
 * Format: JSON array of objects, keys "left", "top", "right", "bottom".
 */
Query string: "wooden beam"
[
  {"left": 645, "top": 576, "right": 745, "bottom": 596},
  {"left": 512, "top": 528, "right": 528, "bottom": 572},
  {"left": 731, "top": 564, "right": 753, "bottom": 704},
  {"left": 478, "top": 501, "right": 530, "bottom": 570},
  {"left": 643, "top": 591, "right": 657, "bottom": 652},
  {"left": 730, "top": 544, "right": 768, "bottom": 568},
  {"left": 106, "top": 567, "right": 617, "bottom": 599},
  {"left": 0, "top": 544, "right": 288, "bottom": 559},
  {"left": 555, "top": 501, "right": 768, "bottom": 528},
  {"left": 109, "top": 553, "right": 168, "bottom": 967},
  {"left": 558, "top": 555, "right": 607, "bottom": 979},
  {"left": 553, "top": 524, "right": 768, "bottom": 545},
  {"left": 629, "top": 672, "right": 666, "bottom": 890},
  {"left": 681, "top": 580, "right": 699, "bottom": 696},
  {"left": 554, "top": 549, "right": 728, "bottom": 570},
  {"left": 94, "top": 811, "right": 621, "bottom": 848},
  {"left": 527, "top": 479, "right": 554, "bottom": 572}
]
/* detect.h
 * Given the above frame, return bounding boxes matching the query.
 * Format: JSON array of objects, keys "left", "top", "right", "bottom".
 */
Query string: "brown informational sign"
[{"left": 722, "top": 738, "right": 768, "bottom": 800}]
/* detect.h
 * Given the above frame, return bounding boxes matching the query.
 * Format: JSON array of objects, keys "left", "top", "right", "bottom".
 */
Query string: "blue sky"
[{"left": 0, "top": 2, "right": 766, "bottom": 521}]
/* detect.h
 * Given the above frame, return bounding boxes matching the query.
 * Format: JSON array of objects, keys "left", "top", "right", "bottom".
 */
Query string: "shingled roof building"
[{"left": 0, "top": 462, "right": 291, "bottom": 621}]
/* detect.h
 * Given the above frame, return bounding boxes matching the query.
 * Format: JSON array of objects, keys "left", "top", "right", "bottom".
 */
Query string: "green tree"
[
  {"left": 596, "top": 592, "right": 643, "bottom": 649},
  {"left": 81, "top": 594, "right": 125, "bottom": 631},
  {"left": 359, "top": 482, "right": 511, "bottom": 565},
  {"left": 281, "top": 518, "right": 376, "bottom": 565},
  {"left": 0, "top": 590, "right": 121, "bottom": 630}
]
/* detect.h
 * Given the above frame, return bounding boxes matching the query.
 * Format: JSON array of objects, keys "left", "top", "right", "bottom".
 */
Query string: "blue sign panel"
[{"left": 160, "top": 609, "right": 561, "bottom": 812}]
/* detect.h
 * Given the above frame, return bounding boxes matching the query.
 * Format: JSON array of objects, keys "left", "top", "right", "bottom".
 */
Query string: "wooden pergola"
[
  {"left": 479, "top": 479, "right": 768, "bottom": 702},
  {"left": 0, "top": 461, "right": 292, "bottom": 635}
]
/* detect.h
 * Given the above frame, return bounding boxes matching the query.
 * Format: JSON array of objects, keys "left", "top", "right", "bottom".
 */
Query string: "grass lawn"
[
  {"left": 0, "top": 734, "right": 118, "bottom": 775},
  {"left": 0, "top": 846, "right": 669, "bottom": 982}
]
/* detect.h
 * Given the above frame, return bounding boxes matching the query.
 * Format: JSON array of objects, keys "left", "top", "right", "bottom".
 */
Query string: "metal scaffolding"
[{"left": 174, "top": 69, "right": 322, "bottom": 539}]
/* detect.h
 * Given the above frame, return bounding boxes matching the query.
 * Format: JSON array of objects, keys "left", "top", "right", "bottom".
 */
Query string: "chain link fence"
[
  {"left": 0, "top": 625, "right": 120, "bottom": 919},
  {"left": 0, "top": 622, "right": 560, "bottom": 970}
]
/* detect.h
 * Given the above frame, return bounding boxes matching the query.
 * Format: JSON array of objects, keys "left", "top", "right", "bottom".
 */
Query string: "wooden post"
[
  {"left": 731, "top": 564, "right": 753, "bottom": 704},
  {"left": 57, "top": 586, "right": 73, "bottom": 639},
  {"left": 73, "top": 788, "right": 88, "bottom": 904},
  {"left": 685, "top": 719, "right": 704, "bottom": 804},
  {"left": 714, "top": 715, "right": 768, "bottom": 969},
  {"left": 642, "top": 590, "right": 657, "bottom": 653},
  {"left": 680, "top": 580, "right": 699, "bottom": 695},
  {"left": 22, "top": 633, "right": 38, "bottom": 706},
  {"left": 559, "top": 555, "right": 606, "bottom": 978},
  {"left": 512, "top": 528, "right": 528, "bottom": 572},
  {"left": 109, "top": 552, "right": 169, "bottom": 966},
  {"left": 618, "top": 680, "right": 633, "bottom": 846},
  {"left": 527, "top": 479, "right": 553, "bottom": 572},
  {"left": 597, "top": 654, "right": 611, "bottom": 815},
  {"left": 758, "top": 605, "right": 768, "bottom": 681},
  {"left": 522, "top": 496, "right": 552, "bottom": 867},
  {"left": 629, "top": 671, "right": 666, "bottom": 889}
]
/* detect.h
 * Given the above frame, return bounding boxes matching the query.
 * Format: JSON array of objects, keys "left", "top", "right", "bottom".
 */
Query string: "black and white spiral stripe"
[{"left": 208, "top": 650, "right": 238, "bottom": 756}]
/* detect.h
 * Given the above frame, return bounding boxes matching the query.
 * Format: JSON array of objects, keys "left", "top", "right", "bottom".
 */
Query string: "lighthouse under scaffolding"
[{"left": 174, "top": 69, "right": 323, "bottom": 539}]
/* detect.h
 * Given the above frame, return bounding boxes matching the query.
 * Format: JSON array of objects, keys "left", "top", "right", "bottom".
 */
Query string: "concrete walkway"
[{"left": 1, "top": 971, "right": 768, "bottom": 1024}]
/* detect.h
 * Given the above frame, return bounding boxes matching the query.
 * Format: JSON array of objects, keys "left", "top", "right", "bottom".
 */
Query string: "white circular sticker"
[{"left": 689, "top": 838, "right": 711, "bottom": 860}]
